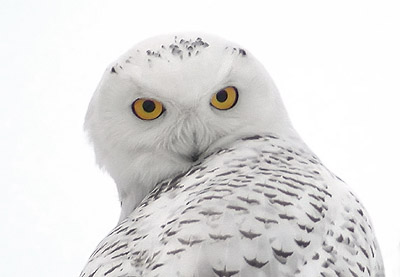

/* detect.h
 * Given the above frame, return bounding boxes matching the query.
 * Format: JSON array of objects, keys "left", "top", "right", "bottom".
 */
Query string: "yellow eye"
[
  {"left": 132, "top": 98, "right": 164, "bottom": 120},
  {"left": 210, "top": 86, "right": 238, "bottom": 110}
]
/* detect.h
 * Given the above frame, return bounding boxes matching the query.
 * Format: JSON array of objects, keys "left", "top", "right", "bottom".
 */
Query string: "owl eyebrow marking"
[
  {"left": 209, "top": 46, "right": 247, "bottom": 86},
  {"left": 210, "top": 57, "right": 236, "bottom": 89}
]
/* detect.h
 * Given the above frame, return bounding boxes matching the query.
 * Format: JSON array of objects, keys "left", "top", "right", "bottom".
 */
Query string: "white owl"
[{"left": 81, "top": 34, "right": 384, "bottom": 276}]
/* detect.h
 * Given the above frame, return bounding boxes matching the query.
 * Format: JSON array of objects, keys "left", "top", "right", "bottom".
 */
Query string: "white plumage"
[{"left": 81, "top": 34, "right": 384, "bottom": 276}]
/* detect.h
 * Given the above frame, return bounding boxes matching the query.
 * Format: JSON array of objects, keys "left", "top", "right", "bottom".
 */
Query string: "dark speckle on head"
[
  {"left": 239, "top": 48, "right": 247, "bottom": 56},
  {"left": 171, "top": 46, "right": 182, "bottom": 56},
  {"left": 146, "top": 50, "right": 162, "bottom": 58},
  {"left": 224, "top": 46, "right": 248, "bottom": 57},
  {"left": 142, "top": 36, "right": 211, "bottom": 62}
]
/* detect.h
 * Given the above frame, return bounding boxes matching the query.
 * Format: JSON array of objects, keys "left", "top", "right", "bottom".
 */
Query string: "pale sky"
[{"left": 1, "top": 0, "right": 399, "bottom": 276}]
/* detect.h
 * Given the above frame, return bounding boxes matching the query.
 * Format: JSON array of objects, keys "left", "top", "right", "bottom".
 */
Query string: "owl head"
[{"left": 85, "top": 33, "right": 297, "bottom": 221}]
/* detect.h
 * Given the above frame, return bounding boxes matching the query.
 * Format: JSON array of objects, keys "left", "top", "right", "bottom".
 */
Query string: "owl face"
[{"left": 85, "top": 34, "right": 295, "bottom": 220}]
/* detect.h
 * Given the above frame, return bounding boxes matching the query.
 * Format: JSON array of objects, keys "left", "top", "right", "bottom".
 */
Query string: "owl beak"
[
  {"left": 190, "top": 151, "right": 200, "bottom": 162},
  {"left": 190, "top": 130, "right": 200, "bottom": 162},
  {"left": 178, "top": 120, "right": 205, "bottom": 162}
]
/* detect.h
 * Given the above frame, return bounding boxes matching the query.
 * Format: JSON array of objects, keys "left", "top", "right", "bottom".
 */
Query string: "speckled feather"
[
  {"left": 80, "top": 134, "right": 384, "bottom": 277},
  {"left": 82, "top": 33, "right": 384, "bottom": 277}
]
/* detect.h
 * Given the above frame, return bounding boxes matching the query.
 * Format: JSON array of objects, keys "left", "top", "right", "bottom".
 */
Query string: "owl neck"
[{"left": 108, "top": 149, "right": 192, "bottom": 223}]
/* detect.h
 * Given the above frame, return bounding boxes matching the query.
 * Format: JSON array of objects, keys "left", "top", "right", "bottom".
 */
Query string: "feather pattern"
[{"left": 80, "top": 134, "right": 384, "bottom": 276}]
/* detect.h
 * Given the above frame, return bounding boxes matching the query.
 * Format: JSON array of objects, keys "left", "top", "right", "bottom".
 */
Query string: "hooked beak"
[
  {"left": 190, "top": 151, "right": 200, "bottom": 162},
  {"left": 172, "top": 115, "right": 211, "bottom": 163}
]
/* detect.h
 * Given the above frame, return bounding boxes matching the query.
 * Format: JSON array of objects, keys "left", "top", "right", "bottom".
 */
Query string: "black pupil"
[
  {"left": 216, "top": 90, "right": 228, "bottom": 102},
  {"left": 142, "top": 100, "right": 156, "bottom": 113}
]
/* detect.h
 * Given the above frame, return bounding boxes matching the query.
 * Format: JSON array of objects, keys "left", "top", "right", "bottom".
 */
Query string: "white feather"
[{"left": 84, "top": 33, "right": 298, "bottom": 221}]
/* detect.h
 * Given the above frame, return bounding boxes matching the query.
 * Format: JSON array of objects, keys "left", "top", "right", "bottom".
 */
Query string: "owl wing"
[{"left": 80, "top": 134, "right": 384, "bottom": 277}]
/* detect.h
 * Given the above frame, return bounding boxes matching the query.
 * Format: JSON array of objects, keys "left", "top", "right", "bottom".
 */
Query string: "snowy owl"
[{"left": 81, "top": 34, "right": 384, "bottom": 276}]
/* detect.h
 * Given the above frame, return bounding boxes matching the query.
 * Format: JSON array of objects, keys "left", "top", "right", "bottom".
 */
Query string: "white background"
[{"left": 1, "top": 0, "right": 399, "bottom": 276}]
